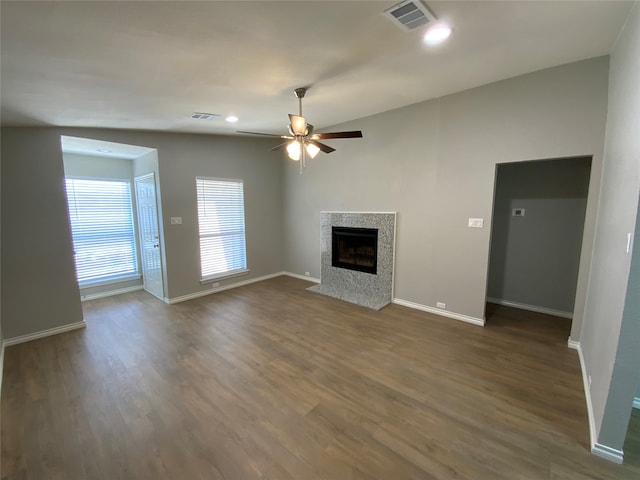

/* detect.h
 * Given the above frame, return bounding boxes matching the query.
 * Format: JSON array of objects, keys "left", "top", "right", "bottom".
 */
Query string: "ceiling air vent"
[
  {"left": 384, "top": 0, "right": 437, "bottom": 31},
  {"left": 191, "top": 112, "right": 219, "bottom": 120}
]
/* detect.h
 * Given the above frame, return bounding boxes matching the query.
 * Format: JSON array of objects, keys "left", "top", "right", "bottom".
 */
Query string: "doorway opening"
[
  {"left": 485, "top": 156, "right": 592, "bottom": 328},
  {"left": 61, "top": 136, "right": 165, "bottom": 301}
]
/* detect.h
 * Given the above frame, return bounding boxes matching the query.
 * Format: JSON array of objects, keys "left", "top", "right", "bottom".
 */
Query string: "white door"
[{"left": 135, "top": 173, "right": 164, "bottom": 299}]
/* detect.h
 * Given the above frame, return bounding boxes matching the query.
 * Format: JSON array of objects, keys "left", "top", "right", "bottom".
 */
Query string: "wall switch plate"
[
  {"left": 170, "top": 217, "right": 182, "bottom": 225},
  {"left": 468, "top": 218, "right": 483, "bottom": 228},
  {"left": 436, "top": 302, "right": 446, "bottom": 309},
  {"left": 512, "top": 208, "right": 525, "bottom": 217}
]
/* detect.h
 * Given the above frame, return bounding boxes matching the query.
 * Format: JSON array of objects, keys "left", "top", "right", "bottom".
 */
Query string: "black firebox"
[{"left": 331, "top": 227, "right": 378, "bottom": 275}]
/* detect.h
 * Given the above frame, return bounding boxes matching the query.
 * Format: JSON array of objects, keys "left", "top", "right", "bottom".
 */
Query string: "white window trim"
[
  {"left": 80, "top": 274, "right": 142, "bottom": 289},
  {"left": 200, "top": 268, "right": 249, "bottom": 284}
]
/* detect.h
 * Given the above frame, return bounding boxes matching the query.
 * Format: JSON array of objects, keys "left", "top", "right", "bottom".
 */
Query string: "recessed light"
[
  {"left": 225, "top": 115, "right": 239, "bottom": 123},
  {"left": 97, "top": 149, "right": 112, "bottom": 153},
  {"left": 424, "top": 22, "right": 452, "bottom": 45}
]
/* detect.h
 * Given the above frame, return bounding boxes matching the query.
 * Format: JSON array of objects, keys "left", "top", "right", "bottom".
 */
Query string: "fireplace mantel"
[{"left": 308, "top": 211, "right": 396, "bottom": 310}]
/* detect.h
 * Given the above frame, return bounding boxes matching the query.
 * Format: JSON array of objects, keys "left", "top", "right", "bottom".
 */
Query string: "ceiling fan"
[{"left": 238, "top": 87, "right": 363, "bottom": 173}]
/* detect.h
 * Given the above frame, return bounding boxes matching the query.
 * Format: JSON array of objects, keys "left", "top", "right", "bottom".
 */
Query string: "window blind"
[
  {"left": 196, "top": 177, "right": 247, "bottom": 281},
  {"left": 65, "top": 178, "right": 139, "bottom": 285}
]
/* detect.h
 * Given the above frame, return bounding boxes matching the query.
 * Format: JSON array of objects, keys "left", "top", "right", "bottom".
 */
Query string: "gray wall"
[
  {"left": 283, "top": 57, "right": 608, "bottom": 327},
  {"left": 0, "top": 132, "right": 2, "bottom": 479},
  {"left": 583, "top": 2, "right": 640, "bottom": 452},
  {"left": 148, "top": 132, "right": 284, "bottom": 299},
  {"left": 0, "top": 128, "right": 284, "bottom": 327},
  {"left": 487, "top": 158, "right": 591, "bottom": 315},
  {"left": 62, "top": 152, "right": 144, "bottom": 297},
  {"left": 1, "top": 128, "right": 84, "bottom": 339},
  {"left": 0, "top": 143, "right": 2, "bottom": 341}
]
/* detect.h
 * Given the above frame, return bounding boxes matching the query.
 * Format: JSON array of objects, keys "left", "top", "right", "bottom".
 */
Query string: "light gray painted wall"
[
  {"left": 62, "top": 152, "right": 144, "bottom": 297},
  {"left": 487, "top": 158, "right": 591, "bottom": 314},
  {"left": 63, "top": 152, "right": 133, "bottom": 179},
  {"left": 129, "top": 131, "right": 284, "bottom": 299},
  {"left": 598, "top": 191, "right": 640, "bottom": 449},
  {"left": 1, "top": 128, "right": 283, "bottom": 314},
  {"left": 0, "top": 147, "right": 2, "bottom": 341},
  {"left": 1, "top": 128, "right": 84, "bottom": 339},
  {"left": 583, "top": 2, "right": 640, "bottom": 451},
  {"left": 0, "top": 134, "right": 2, "bottom": 472},
  {"left": 283, "top": 57, "right": 608, "bottom": 326}
]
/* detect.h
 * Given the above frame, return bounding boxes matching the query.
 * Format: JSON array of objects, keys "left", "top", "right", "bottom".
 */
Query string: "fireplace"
[
  {"left": 309, "top": 212, "right": 395, "bottom": 310},
  {"left": 332, "top": 226, "right": 378, "bottom": 275}
]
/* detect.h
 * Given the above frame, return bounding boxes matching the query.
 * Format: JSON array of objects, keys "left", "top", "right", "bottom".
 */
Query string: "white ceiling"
[{"left": 1, "top": 1, "right": 634, "bottom": 136}]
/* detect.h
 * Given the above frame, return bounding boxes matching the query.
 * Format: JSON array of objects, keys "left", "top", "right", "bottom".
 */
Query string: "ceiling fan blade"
[
  {"left": 269, "top": 142, "right": 290, "bottom": 152},
  {"left": 311, "top": 131, "right": 363, "bottom": 140},
  {"left": 288, "top": 114, "right": 307, "bottom": 136},
  {"left": 237, "top": 130, "right": 288, "bottom": 138},
  {"left": 308, "top": 140, "right": 336, "bottom": 154}
]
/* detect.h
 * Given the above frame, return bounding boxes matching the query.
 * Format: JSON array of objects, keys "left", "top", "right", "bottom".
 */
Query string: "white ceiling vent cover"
[
  {"left": 191, "top": 112, "right": 219, "bottom": 120},
  {"left": 384, "top": 0, "right": 437, "bottom": 31}
]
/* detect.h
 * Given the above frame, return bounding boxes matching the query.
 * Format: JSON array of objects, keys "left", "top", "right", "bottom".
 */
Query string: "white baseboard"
[
  {"left": 633, "top": 397, "right": 640, "bottom": 410},
  {"left": 166, "top": 272, "right": 286, "bottom": 304},
  {"left": 592, "top": 443, "right": 624, "bottom": 464},
  {"left": 572, "top": 342, "right": 624, "bottom": 464},
  {"left": 571, "top": 340, "right": 597, "bottom": 453},
  {"left": 282, "top": 271, "right": 321, "bottom": 283},
  {"left": 80, "top": 285, "right": 143, "bottom": 302},
  {"left": 486, "top": 297, "right": 573, "bottom": 319},
  {"left": 567, "top": 338, "right": 581, "bottom": 350},
  {"left": 4, "top": 321, "right": 87, "bottom": 347},
  {"left": 392, "top": 298, "right": 485, "bottom": 326}
]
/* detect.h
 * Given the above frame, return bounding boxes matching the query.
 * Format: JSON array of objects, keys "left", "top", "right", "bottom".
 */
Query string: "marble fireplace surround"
[{"left": 308, "top": 212, "right": 397, "bottom": 310}]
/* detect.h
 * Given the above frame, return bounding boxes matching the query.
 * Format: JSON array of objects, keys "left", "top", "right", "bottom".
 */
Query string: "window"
[
  {"left": 65, "top": 178, "right": 139, "bottom": 285},
  {"left": 196, "top": 177, "right": 247, "bottom": 281}
]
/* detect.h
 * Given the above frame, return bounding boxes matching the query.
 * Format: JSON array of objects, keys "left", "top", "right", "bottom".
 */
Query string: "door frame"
[{"left": 135, "top": 172, "right": 165, "bottom": 300}]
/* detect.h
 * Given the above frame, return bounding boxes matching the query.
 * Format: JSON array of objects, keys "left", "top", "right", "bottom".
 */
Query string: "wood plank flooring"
[{"left": 2, "top": 276, "right": 639, "bottom": 479}]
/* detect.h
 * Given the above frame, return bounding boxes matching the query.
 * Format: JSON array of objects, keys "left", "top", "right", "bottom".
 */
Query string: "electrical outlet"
[
  {"left": 588, "top": 375, "right": 592, "bottom": 389},
  {"left": 436, "top": 302, "right": 446, "bottom": 309},
  {"left": 305, "top": 272, "right": 310, "bottom": 276},
  {"left": 211, "top": 282, "right": 220, "bottom": 288}
]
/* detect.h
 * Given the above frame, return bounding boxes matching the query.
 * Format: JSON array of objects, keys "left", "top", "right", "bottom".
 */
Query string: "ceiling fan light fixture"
[
  {"left": 306, "top": 143, "right": 320, "bottom": 159},
  {"left": 423, "top": 22, "right": 452, "bottom": 45},
  {"left": 286, "top": 140, "right": 301, "bottom": 161},
  {"left": 290, "top": 115, "right": 307, "bottom": 136}
]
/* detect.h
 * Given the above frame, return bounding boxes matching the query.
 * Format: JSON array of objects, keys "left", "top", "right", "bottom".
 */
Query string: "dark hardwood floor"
[{"left": 2, "top": 276, "right": 639, "bottom": 479}]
